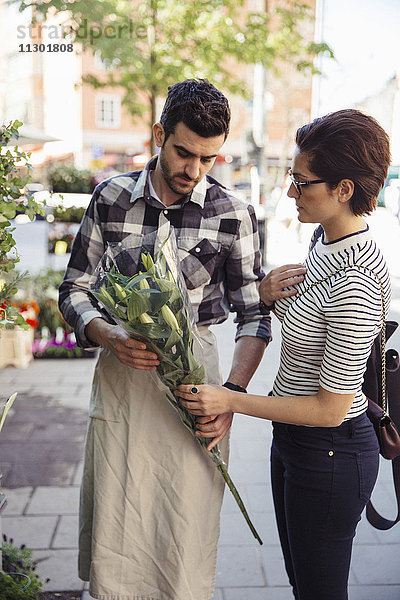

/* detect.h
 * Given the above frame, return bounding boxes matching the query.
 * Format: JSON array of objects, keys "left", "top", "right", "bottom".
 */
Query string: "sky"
[{"left": 316, "top": 0, "right": 400, "bottom": 114}]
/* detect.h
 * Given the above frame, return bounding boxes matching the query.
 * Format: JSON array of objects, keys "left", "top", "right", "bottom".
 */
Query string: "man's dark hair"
[
  {"left": 296, "top": 109, "right": 391, "bottom": 216},
  {"left": 159, "top": 79, "right": 231, "bottom": 141}
]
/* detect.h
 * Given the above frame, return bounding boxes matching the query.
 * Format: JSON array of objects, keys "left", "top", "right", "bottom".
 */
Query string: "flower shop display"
[
  {"left": 13, "top": 268, "right": 96, "bottom": 360},
  {"left": 0, "top": 326, "right": 34, "bottom": 369},
  {"left": 0, "top": 297, "right": 38, "bottom": 368},
  {"left": 48, "top": 222, "right": 79, "bottom": 254},
  {"left": 90, "top": 235, "right": 263, "bottom": 544}
]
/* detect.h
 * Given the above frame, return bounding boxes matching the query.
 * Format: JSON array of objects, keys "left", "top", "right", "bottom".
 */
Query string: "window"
[{"left": 95, "top": 94, "right": 121, "bottom": 129}]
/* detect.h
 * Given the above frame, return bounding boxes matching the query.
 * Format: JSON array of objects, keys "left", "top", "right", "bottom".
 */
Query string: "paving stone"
[
  {"left": 26, "top": 486, "right": 80, "bottom": 515},
  {"left": 231, "top": 414, "right": 270, "bottom": 443},
  {"left": 351, "top": 544, "right": 400, "bottom": 584},
  {"left": 372, "top": 521, "right": 400, "bottom": 545},
  {"left": 1, "top": 462, "right": 76, "bottom": 488},
  {"left": 228, "top": 459, "right": 269, "bottom": 486},
  {"left": 0, "top": 392, "right": 87, "bottom": 487},
  {"left": 348, "top": 585, "right": 400, "bottom": 600},
  {"left": 235, "top": 438, "right": 270, "bottom": 462},
  {"left": 0, "top": 422, "right": 35, "bottom": 440},
  {"left": 1, "top": 487, "right": 33, "bottom": 515},
  {"left": 2, "top": 515, "right": 58, "bottom": 549},
  {"left": 215, "top": 546, "right": 265, "bottom": 587},
  {"left": 223, "top": 587, "right": 291, "bottom": 600},
  {"left": 72, "top": 462, "right": 84, "bottom": 486},
  {"left": 53, "top": 515, "right": 79, "bottom": 548},
  {"left": 375, "top": 457, "right": 396, "bottom": 484},
  {"left": 369, "top": 479, "right": 398, "bottom": 516},
  {"left": 30, "top": 423, "right": 86, "bottom": 443},
  {"left": 260, "top": 547, "right": 290, "bottom": 587},
  {"left": 55, "top": 395, "right": 91, "bottom": 411},
  {"left": 244, "top": 484, "right": 275, "bottom": 513},
  {"left": 1, "top": 440, "right": 84, "bottom": 462},
  {"left": 34, "top": 548, "right": 84, "bottom": 592},
  {"left": 219, "top": 512, "right": 279, "bottom": 547},
  {"left": 353, "top": 514, "right": 380, "bottom": 545}
]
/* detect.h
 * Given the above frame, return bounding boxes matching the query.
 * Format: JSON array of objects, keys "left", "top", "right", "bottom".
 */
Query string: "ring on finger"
[{"left": 190, "top": 386, "right": 199, "bottom": 395}]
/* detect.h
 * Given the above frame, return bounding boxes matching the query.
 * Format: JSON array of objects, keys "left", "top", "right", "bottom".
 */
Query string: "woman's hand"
[
  {"left": 259, "top": 263, "right": 306, "bottom": 305},
  {"left": 175, "top": 384, "right": 232, "bottom": 417}
]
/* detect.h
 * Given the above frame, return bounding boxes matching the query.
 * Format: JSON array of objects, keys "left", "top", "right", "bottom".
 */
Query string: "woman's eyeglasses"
[{"left": 288, "top": 168, "right": 326, "bottom": 196}]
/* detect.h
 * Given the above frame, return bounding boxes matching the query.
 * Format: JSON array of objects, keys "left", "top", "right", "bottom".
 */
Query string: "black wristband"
[
  {"left": 223, "top": 381, "right": 247, "bottom": 393},
  {"left": 259, "top": 299, "right": 275, "bottom": 312}
]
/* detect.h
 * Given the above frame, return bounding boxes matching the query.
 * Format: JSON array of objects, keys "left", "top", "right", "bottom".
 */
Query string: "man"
[{"left": 59, "top": 79, "right": 271, "bottom": 600}]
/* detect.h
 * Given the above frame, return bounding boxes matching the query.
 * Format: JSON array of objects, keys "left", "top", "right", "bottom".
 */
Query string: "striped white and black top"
[{"left": 272, "top": 226, "right": 391, "bottom": 420}]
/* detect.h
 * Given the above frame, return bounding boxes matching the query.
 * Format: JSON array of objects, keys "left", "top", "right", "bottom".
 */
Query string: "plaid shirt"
[{"left": 59, "top": 156, "right": 271, "bottom": 348}]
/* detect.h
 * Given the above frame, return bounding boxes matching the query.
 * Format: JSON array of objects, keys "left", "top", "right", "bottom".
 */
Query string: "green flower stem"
[
  {"left": 166, "top": 392, "right": 263, "bottom": 545},
  {"left": 217, "top": 463, "right": 263, "bottom": 545}
]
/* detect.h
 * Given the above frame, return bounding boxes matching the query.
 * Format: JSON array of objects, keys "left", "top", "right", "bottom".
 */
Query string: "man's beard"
[{"left": 159, "top": 149, "right": 199, "bottom": 196}]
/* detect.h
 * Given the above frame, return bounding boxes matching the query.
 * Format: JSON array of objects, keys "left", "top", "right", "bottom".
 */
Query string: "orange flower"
[{"left": 31, "top": 300, "right": 40, "bottom": 314}]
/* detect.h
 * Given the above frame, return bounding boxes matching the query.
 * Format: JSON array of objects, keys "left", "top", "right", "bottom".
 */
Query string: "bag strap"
[{"left": 366, "top": 457, "right": 400, "bottom": 529}]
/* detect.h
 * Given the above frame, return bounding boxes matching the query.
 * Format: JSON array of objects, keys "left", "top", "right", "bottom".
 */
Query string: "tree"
[
  {"left": 17, "top": 0, "right": 333, "bottom": 152},
  {"left": 0, "top": 121, "right": 45, "bottom": 328}
]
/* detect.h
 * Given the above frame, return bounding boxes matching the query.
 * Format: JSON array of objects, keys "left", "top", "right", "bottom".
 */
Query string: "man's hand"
[
  {"left": 195, "top": 412, "right": 233, "bottom": 451},
  {"left": 85, "top": 318, "right": 160, "bottom": 370},
  {"left": 259, "top": 263, "right": 306, "bottom": 305}
]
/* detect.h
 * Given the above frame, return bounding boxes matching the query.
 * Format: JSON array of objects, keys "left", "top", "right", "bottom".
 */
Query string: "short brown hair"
[
  {"left": 295, "top": 109, "right": 391, "bottom": 215},
  {"left": 159, "top": 79, "right": 231, "bottom": 141}
]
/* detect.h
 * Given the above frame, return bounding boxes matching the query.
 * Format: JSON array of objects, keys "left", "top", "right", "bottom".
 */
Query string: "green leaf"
[
  {"left": 124, "top": 272, "right": 153, "bottom": 289},
  {"left": 0, "top": 392, "right": 18, "bottom": 433},
  {"left": 180, "top": 364, "right": 205, "bottom": 385},
  {"left": 163, "top": 328, "right": 183, "bottom": 352},
  {"left": 149, "top": 290, "right": 172, "bottom": 313},
  {"left": 126, "top": 288, "right": 152, "bottom": 321},
  {"left": 130, "top": 322, "right": 170, "bottom": 339}
]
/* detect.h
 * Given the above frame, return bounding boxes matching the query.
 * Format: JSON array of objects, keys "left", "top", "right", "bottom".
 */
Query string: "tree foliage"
[{"left": 17, "top": 0, "right": 333, "bottom": 150}]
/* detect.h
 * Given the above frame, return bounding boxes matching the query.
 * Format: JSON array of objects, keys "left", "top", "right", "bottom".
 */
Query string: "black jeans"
[{"left": 270, "top": 412, "right": 379, "bottom": 600}]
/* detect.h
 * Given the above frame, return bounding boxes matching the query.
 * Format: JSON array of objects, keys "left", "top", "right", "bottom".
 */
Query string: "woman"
[{"left": 176, "top": 109, "right": 392, "bottom": 600}]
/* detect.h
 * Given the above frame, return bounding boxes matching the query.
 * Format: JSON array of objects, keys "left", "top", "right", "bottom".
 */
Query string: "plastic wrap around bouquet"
[{"left": 90, "top": 232, "right": 262, "bottom": 544}]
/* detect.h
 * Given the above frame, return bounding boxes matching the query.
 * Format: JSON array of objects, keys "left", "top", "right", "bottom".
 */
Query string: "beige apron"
[{"left": 79, "top": 327, "right": 229, "bottom": 600}]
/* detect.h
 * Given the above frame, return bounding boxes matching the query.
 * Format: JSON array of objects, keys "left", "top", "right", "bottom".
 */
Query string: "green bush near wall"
[{"left": 48, "top": 164, "right": 94, "bottom": 194}]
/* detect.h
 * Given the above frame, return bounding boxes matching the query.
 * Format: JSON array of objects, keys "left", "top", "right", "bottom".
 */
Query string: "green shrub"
[
  {"left": 2, "top": 535, "right": 46, "bottom": 599},
  {"left": 0, "top": 571, "right": 38, "bottom": 600},
  {"left": 52, "top": 204, "right": 86, "bottom": 223},
  {"left": 48, "top": 164, "right": 94, "bottom": 194}
]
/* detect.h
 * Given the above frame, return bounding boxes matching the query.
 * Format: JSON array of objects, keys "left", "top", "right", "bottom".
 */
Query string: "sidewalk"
[
  {"left": 1, "top": 314, "right": 400, "bottom": 599},
  {"left": 1, "top": 209, "right": 400, "bottom": 599}
]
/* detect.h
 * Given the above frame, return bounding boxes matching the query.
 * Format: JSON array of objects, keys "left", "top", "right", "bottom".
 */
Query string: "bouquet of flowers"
[{"left": 90, "top": 234, "right": 262, "bottom": 544}]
